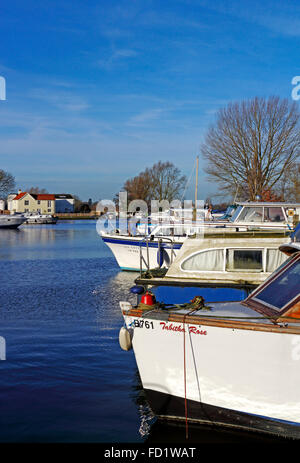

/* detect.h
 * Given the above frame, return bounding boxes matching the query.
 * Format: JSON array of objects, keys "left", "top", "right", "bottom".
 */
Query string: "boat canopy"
[{"left": 230, "top": 202, "right": 300, "bottom": 225}]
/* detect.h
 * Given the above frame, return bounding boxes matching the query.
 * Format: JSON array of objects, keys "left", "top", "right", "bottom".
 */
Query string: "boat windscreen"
[
  {"left": 229, "top": 205, "right": 243, "bottom": 222},
  {"left": 251, "top": 255, "right": 300, "bottom": 312}
]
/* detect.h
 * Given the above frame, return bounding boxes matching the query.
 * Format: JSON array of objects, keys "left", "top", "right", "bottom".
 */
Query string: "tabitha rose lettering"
[{"left": 160, "top": 322, "right": 207, "bottom": 335}]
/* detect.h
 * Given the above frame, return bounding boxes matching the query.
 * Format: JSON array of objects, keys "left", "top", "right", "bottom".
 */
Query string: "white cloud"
[{"left": 97, "top": 48, "right": 138, "bottom": 69}]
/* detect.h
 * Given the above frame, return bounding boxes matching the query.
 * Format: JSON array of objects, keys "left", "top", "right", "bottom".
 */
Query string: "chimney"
[{"left": 18, "top": 189, "right": 22, "bottom": 194}]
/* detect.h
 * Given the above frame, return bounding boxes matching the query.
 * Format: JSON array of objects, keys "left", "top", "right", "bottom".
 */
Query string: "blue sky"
[{"left": 0, "top": 0, "right": 299, "bottom": 202}]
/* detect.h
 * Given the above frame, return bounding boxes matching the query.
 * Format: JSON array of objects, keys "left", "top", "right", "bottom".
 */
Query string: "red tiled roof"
[
  {"left": 37, "top": 194, "right": 55, "bottom": 200},
  {"left": 13, "top": 192, "right": 27, "bottom": 201},
  {"left": 13, "top": 192, "right": 55, "bottom": 201}
]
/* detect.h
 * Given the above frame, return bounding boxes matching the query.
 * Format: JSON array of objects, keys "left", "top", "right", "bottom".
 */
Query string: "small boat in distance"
[
  {"left": 0, "top": 214, "right": 27, "bottom": 229},
  {"left": 24, "top": 212, "right": 58, "bottom": 224}
]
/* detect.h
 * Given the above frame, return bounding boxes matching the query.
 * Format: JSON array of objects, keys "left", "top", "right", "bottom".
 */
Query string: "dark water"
[{"left": 0, "top": 221, "right": 286, "bottom": 444}]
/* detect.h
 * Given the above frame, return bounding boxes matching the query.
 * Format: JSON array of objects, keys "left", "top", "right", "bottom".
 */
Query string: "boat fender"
[
  {"left": 157, "top": 247, "right": 164, "bottom": 267},
  {"left": 141, "top": 291, "right": 156, "bottom": 306},
  {"left": 130, "top": 285, "right": 145, "bottom": 295},
  {"left": 119, "top": 326, "right": 133, "bottom": 351}
]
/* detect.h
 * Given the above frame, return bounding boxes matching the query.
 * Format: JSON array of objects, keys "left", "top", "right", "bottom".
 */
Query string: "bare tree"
[
  {"left": 146, "top": 161, "right": 187, "bottom": 202},
  {"left": 201, "top": 96, "right": 300, "bottom": 201},
  {"left": 119, "top": 161, "right": 187, "bottom": 205},
  {"left": 122, "top": 170, "right": 152, "bottom": 204},
  {"left": 288, "top": 163, "right": 300, "bottom": 201},
  {"left": 0, "top": 169, "right": 15, "bottom": 198},
  {"left": 27, "top": 187, "right": 49, "bottom": 194},
  {"left": 275, "top": 162, "right": 300, "bottom": 201}
]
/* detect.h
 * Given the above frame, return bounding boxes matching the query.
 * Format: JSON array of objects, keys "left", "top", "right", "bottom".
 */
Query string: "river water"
[{"left": 0, "top": 221, "right": 285, "bottom": 444}]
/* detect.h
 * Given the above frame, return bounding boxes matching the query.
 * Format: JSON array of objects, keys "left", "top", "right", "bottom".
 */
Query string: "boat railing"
[
  {"left": 139, "top": 235, "right": 177, "bottom": 276},
  {"left": 139, "top": 236, "right": 151, "bottom": 274}
]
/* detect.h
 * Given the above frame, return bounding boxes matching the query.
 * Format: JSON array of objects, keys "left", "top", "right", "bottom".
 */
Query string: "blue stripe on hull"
[
  {"left": 120, "top": 267, "right": 140, "bottom": 271},
  {"left": 102, "top": 236, "right": 182, "bottom": 250}
]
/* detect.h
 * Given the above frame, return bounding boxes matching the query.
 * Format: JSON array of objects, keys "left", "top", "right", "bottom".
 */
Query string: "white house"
[{"left": 11, "top": 191, "right": 56, "bottom": 214}]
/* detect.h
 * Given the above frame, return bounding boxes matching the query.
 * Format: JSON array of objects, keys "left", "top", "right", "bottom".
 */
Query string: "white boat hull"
[
  {"left": 102, "top": 235, "right": 183, "bottom": 270},
  {"left": 25, "top": 216, "right": 58, "bottom": 224},
  {"left": 122, "top": 305, "right": 300, "bottom": 438},
  {"left": 0, "top": 216, "right": 26, "bottom": 229}
]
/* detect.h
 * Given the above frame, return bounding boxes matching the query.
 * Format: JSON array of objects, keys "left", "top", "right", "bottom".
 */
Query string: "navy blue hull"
[{"left": 145, "top": 389, "right": 300, "bottom": 440}]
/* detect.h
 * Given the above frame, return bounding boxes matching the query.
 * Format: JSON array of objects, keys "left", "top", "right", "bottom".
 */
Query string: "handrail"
[
  {"left": 139, "top": 236, "right": 150, "bottom": 275},
  {"left": 139, "top": 235, "right": 177, "bottom": 277}
]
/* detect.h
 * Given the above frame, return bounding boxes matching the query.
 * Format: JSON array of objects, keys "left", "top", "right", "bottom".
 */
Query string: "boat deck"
[{"left": 121, "top": 301, "right": 300, "bottom": 335}]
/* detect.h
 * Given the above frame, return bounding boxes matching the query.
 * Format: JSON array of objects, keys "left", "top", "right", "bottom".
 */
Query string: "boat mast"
[{"left": 193, "top": 155, "right": 199, "bottom": 221}]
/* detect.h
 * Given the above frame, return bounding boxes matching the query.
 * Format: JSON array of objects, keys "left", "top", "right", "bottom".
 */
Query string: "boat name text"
[
  {"left": 132, "top": 319, "right": 154, "bottom": 329},
  {"left": 160, "top": 322, "right": 207, "bottom": 335}
]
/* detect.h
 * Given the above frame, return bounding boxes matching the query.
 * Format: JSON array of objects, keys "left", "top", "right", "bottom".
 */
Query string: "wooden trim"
[{"left": 122, "top": 308, "right": 300, "bottom": 334}]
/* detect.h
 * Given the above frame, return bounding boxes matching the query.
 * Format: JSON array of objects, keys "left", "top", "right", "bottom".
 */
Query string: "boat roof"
[
  {"left": 236, "top": 202, "right": 300, "bottom": 207},
  {"left": 165, "top": 301, "right": 265, "bottom": 322}
]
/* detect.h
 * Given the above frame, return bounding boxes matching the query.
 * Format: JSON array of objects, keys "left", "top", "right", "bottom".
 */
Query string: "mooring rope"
[{"left": 182, "top": 307, "right": 199, "bottom": 440}]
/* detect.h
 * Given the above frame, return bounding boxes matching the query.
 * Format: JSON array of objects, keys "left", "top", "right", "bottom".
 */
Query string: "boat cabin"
[
  {"left": 228, "top": 202, "right": 300, "bottom": 228},
  {"left": 136, "top": 231, "right": 291, "bottom": 287}
]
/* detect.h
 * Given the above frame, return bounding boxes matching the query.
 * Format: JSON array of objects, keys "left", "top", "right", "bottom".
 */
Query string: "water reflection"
[
  {"left": 0, "top": 220, "right": 104, "bottom": 260},
  {"left": 92, "top": 270, "right": 139, "bottom": 324}
]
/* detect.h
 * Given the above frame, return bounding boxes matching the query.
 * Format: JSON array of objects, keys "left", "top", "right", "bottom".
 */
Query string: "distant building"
[
  {"left": 11, "top": 190, "right": 55, "bottom": 214},
  {"left": 54, "top": 194, "right": 75, "bottom": 213},
  {"left": 0, "top": 199, "right": 6, "bottom": 211},
  {"left": 7, "top": 194, "right": 16, "bottom": 211}
]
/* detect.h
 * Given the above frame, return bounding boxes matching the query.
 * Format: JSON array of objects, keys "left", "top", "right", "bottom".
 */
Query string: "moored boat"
[
  {"left": 0, "top": 214, "right": 27, "bottom": 229},
  {"left": 135, "top": 230, "right": 291, "bottom": 288},
  {"left": 100, "top": 202, "right": 299, "bottom": 271},
  {"left": 24, "top": 212, "right": 58, "bottom": 224},
  {"left": 119, "top": 224, "right": 300, "bottom": 439}
]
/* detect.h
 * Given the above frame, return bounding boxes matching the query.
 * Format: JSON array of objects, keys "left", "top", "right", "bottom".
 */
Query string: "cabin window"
[
  {"left": 181, "top": 249, "right": 224, "bottom": 271},
  {"left": 253, "top": 257, "right": 300, "bottom": 311},
  {"left": 24, "top": 200, "right": 29, "bottom": 205},
  {"left": 226, "top": 249, "right": 263, "bottom": 272},
  {"left": 237, "top": 207, "right": 263, "bottom": 222},
  {"left": 264, "top": 207, "right": 284, "bottom": 222},
  {"left": 266, "top": 249, "right": 288, "bottom": 272},
  {"left": 230, "top": 205, "right": 243, "bottom": 222}
]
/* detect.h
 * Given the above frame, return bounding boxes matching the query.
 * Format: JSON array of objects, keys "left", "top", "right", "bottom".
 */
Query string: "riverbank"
[{"left": 54, "top": 213, "right": 100, "bottom": 220}]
